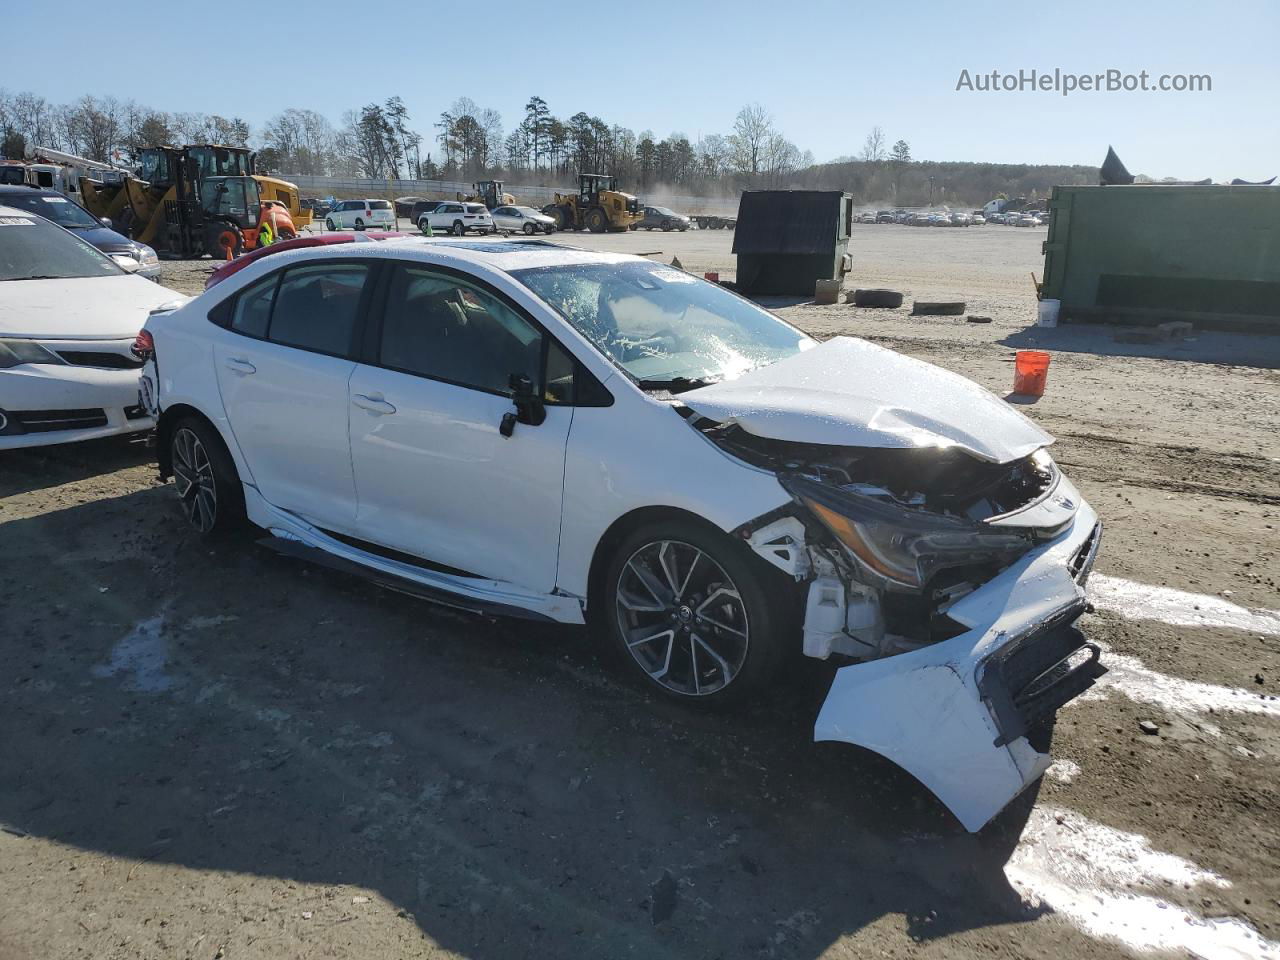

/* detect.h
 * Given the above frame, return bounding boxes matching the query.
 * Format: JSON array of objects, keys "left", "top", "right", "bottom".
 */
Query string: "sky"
[{"left": 5, "top": 0, "right": 1277, "bottom": 181}]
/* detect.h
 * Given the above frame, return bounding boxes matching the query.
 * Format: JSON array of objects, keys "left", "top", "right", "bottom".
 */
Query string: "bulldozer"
[
  {"left": 78, "top": 144, "right": 312, "bottom": 259},
  {"left": 542, "top": 173, "right": 642, "bottom": 233},
  {"left": 458, "top": 179, "right": 515, "bottom": 210}
]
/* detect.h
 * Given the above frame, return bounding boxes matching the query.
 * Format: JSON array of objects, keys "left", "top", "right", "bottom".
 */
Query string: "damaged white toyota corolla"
[{"left": 139, "top": 238, "right": 1104, "bottom": 831}]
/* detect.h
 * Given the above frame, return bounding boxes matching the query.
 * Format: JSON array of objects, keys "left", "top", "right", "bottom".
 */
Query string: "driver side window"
[{"left": 378, "top": 265, "right": 545, "bottom": 397}]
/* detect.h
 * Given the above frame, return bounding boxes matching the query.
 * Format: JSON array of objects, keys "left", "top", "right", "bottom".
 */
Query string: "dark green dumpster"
[
  {"left": 733, "top": 190, "right": 854, "bottom": 295},
  {"left": 1041, "top": 184, "right": 1280, "bottom": 332}
]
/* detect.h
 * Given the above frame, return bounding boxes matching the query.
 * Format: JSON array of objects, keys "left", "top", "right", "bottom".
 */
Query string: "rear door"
[
  {"left": 346, "top": 261, "right": 575, "bottom": 592},
  {"left": 212, "top": 260, "right": 375, "bottom": 532}
]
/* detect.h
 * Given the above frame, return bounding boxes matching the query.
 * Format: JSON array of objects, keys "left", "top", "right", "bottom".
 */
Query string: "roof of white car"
[{"left": 305, "top": 236, "right": 635, "bottom": 273}]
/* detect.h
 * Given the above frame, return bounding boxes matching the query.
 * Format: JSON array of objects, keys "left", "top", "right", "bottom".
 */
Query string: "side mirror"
[
  {"left": 100, "top": 217, "right": 113, "bottom": 229},
  {"left": 500, "top": 373, "right": 546, "bottom": 437}
]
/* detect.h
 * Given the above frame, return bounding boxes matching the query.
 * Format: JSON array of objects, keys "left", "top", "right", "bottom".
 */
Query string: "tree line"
[{"left": 1, "top": 88, "right": 1098, "bottom": 205}]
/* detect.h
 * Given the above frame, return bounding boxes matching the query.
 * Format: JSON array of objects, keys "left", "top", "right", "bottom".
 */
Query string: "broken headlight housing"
[{"left": 782, "top": 473, "right": 1035, "bottom": 591}]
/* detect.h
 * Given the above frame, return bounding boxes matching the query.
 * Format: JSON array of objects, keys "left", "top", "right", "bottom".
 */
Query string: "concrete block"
[{"left": 814, "top": 279, "right": 841, "bottom": 304}]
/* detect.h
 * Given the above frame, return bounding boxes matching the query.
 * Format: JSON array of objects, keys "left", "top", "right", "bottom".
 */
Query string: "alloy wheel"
[
  {"left": 172, "top": 427, "right": 217, "bottom": 533},
  {"left": 615, "top": 539, "right": 750, "bottom": 697}
]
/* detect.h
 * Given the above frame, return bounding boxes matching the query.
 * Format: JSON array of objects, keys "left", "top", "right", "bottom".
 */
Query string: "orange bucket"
[{"left": 1014, "top": 350, "right": 1051, "bottom": 396}]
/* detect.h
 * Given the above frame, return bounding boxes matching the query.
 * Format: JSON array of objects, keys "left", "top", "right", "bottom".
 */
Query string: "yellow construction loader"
[
  {"left": 542, "top": 173, "right": 642, "bottom": 232},
  {"left": 459, "top": 179, "right": 516, "bottom": 210},
  {"left": 78, "top": 145, "right": 312, "bottom": 258}
]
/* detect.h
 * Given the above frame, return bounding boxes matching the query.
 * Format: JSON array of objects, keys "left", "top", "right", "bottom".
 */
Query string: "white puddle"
[
  {"left": 1089, "top": 574, "right": 1280, "bottom": 638},
  {"left": 91, "top": 615, "right": 175, "bottom": 693},
  {"left": 1083, "top": 647, "right": 1280, "bottom": 722},
  {"left": 1008, "top": 807, "right": 1278, "bottom": 959}
]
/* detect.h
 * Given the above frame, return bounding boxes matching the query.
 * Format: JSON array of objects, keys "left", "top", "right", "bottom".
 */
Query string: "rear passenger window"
[
  {"left": 229, "top": 274, "right": 277, "bottom": 337},
  {"left": 268, "top": 263, "right": 369, "bottom": 357}
]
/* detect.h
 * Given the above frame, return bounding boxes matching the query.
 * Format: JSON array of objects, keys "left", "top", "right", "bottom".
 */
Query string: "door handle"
[
  {"left": 352, "top": 393, "right": 397, "bottom": 415},
  {"left": 224, "top": 358, "right": 256, "bottom": 375}
]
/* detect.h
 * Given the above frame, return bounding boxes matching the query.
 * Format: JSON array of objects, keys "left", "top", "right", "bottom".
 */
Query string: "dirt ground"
[{"left": 2, "top": 226, "right": 1278, "bottom": 960}]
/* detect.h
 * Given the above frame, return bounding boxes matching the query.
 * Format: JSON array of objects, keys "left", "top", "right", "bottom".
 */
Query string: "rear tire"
[
  {"left": 354, "top": 218, "right": 365, "bottom": 232},
  {"left": 585, "top": 208, "right": 608, "bottom": 233},
  {"left": 204, "top": 223, "right": 243, "bottom": 260},
  {"left": 169, "top": 417, "right": 245, "bottom": 538},
  {"left": 601, "top": 517, "right": 795, "bottom": 705},
  {"left": 452, "top": 220, "right": 465, "bottom": 236},
  {"left": 325, "top": 218, "right": 336, "bottom": 231}
]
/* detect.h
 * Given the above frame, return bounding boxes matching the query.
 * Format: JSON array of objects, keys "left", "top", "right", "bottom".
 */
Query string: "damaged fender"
[{"left": 814, "top": 498, "right": 1102, "bottom": 832}]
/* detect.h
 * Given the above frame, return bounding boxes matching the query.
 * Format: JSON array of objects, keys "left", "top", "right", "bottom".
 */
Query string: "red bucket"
[{"left": 1013, "top": 350, "right": 1051, "bottom": 396}]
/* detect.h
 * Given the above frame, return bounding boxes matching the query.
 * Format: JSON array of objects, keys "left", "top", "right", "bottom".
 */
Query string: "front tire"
[
  {"left": 602, "top": 518, "right": 794, "bottom": 704},
  {"left": 523, "top": 222, "right": 536, "bottom": 235},
  {"left": 169, "top": 417, "right": 245, "bottom": 537}
]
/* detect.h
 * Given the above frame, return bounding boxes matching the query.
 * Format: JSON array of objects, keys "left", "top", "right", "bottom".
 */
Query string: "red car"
[{"left": 204, "top": 231, "right": 408, "bottom": 289}]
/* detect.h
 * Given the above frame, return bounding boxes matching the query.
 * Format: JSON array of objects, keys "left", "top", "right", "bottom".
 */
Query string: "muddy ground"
[{"left": 2, "top": 226, "right": 1278, "bottom": 960}]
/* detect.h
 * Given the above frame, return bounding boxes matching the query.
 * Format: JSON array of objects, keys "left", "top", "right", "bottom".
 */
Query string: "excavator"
[
  {"left": 542, "top": 173, "right": 642, "bottom": 233},
  {"left": 458, "top": 179, "right": 516, "bottom": 210},
  {"left": 78, "top": 145, "right": 312, "bottom": 259}
]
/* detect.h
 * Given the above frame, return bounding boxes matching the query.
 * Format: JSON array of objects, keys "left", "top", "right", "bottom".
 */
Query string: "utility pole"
[{"left": 928, "top": 176, "right": 936, "bottom": 205}]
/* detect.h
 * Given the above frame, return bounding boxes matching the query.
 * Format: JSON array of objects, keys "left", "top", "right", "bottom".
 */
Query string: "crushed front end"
[{"left": 701, "top": 422, "right": 1105, "bottom": 831}]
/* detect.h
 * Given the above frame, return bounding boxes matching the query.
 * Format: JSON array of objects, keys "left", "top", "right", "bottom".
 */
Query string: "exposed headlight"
[
  {"left": 135, "top": 243, "right": 159, "bottom": 266},
  {"left": 0, "top": 339, "right": 66, "bottom": 369},
  {"left": 783, "top": 474, "right": 1034, "bottom": 591}
]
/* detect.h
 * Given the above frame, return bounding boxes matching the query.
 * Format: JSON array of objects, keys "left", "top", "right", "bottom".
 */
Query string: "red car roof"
[{"left": 204, "top": 232, "right": 408, "bottom": 289}]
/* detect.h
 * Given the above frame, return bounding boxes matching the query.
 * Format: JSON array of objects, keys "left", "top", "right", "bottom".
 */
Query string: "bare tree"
[
  {"left": 860, "top": 126, "right": 886, "bottom": 163},
  {"left": 727, "top": 103, "right": 774, "bottom": 177}
]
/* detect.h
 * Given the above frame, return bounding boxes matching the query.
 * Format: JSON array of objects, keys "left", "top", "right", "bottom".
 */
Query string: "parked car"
[
  {"left": 909, "top": 213, "right": 931, "bottom": 226},
  {"left": 418, "top": 201, "right": 495, "bottom": 236},
  {"left": 205, "top": 231, "right": 409, "bottom": 290},
  {"left": 0, "top": 204, "right": 181, "bottom": 449},
  {"left": 492, "top": 205, "right": 557, "bottom": 235},
  {"left": 325, "top": 199, "right": 396, "bottom": 232},
  {"left": 0, "top": 185, "right": 161, "bottom": 280},
  {"left": 875, "top": 211, "right": 895, "bottom": 224},
  {"left": 635, "top": 206, "right": 691, "bottom": 231},
  {"left": 1015, "top": 213, "right": 1041, "bottom": 227},
  {"left": 138, "top": 237, "right": 1103, "bottom": 833},
  {"left": 969, "top": 212, "right": 987, "bottom": 225},
  {"left": 949, "top": 213, "right": 971, "bottom": 227}
]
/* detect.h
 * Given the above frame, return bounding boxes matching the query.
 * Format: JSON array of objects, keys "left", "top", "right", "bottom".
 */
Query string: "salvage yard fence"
[{"left": 282, "top": 174, "right": 740, "bottom": 214}]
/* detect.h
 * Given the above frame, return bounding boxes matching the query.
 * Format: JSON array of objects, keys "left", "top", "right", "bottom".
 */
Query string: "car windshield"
[
  {"left": 0, "top": 213, "right": 123, "bottom": 281},
  {"left": 0, "top": 192, "right": 101, "bottom": 229},
  {"left": 512, "top": 260, "right": 812, "bottom": 386}
]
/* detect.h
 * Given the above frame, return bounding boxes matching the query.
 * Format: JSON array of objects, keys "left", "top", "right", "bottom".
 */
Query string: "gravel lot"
[{"left": 2, "top": 225, "right": 1278, "bottom": 960}]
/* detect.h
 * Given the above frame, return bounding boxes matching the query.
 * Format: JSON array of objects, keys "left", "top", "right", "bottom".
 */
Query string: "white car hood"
[
  {"left": 0, "top": 274, "right": 181, "bottom": 340},
  {"left": 679, "top": 336, "right": 1052, "bottom": 464}
]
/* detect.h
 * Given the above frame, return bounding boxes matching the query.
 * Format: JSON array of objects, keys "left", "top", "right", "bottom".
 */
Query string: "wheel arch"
[
  {"left": 155, "top": 402, "right": 234, "bottom": 482},
  {"left": 583, "top": 504, "right": 730, "bottom": 622}
]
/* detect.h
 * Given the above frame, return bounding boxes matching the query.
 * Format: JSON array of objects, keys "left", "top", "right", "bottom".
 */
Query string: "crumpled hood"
[
  {"left": 0, "top": 274, "right": 181, "bottom": 340},
  {"left": 680, "top": 336, "right": 1052, "bottom": 464}
]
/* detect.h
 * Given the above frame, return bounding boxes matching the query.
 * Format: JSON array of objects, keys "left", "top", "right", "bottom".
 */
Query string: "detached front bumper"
[{"left": 814, "top": 497, "right": 1103, "bottom": 832}]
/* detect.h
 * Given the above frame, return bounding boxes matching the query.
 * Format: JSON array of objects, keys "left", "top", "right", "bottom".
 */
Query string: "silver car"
[{"left": 491, "top": 205, "right": 557, "bottom": 235}]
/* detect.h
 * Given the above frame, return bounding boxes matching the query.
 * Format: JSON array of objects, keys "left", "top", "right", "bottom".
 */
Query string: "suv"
[
  {"left": 0, "top": 185, "right": 161, "bottom": 279},
  {"left": 325, "top": 199, "right": 396, "bottom": 232},
  {"left": 875, "top": 211, "right": 895, "bottom": 224},
  {"left": 418, "top": 202, "right": 495, "bottom": 236}
]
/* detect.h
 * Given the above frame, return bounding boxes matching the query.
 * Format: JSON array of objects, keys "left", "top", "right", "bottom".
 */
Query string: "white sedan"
[
  {"left": 138, "top": 237, "right": 1104, "bottom": 832},
  {"left": 0, "top": 205, "right": 182, "bottom": 450},
  {"left": 491, "top": 205, "right": 556, "bottom": 235}
]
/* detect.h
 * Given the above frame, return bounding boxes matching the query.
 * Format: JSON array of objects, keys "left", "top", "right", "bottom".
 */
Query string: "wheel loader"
[
  {"left": 78, "top": 144, "right": 311, "bottom": 259},
  {"left": 459, "top": 179, "right": 515, "bottom": 210},
  {"left": 542, "top": 173, "right": 642, "bottom": 233}
]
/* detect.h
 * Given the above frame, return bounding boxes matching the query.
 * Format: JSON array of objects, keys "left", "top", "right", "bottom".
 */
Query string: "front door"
[
  {"left": 347, "top": 262, "right": 572, "bottom": 593},
  {"left": 212, "top": 261, "right": 373, "bottom": 532}
]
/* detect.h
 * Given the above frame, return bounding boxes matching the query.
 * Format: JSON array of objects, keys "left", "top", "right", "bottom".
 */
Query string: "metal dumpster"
[
  {"left": 1041, "top": 184, "right": 1280, "bottom": 332},
  {"left": 733, "top": 190, "right": 854, "bottom": 296}
]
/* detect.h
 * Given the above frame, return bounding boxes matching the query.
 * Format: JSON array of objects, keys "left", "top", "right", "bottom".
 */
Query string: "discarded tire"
[
  {"left": 911, "top": 301, "right": 966, "bottom": 316},
  {"left": 850, "top": 288, "right": 904, "bottom": 308}
]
